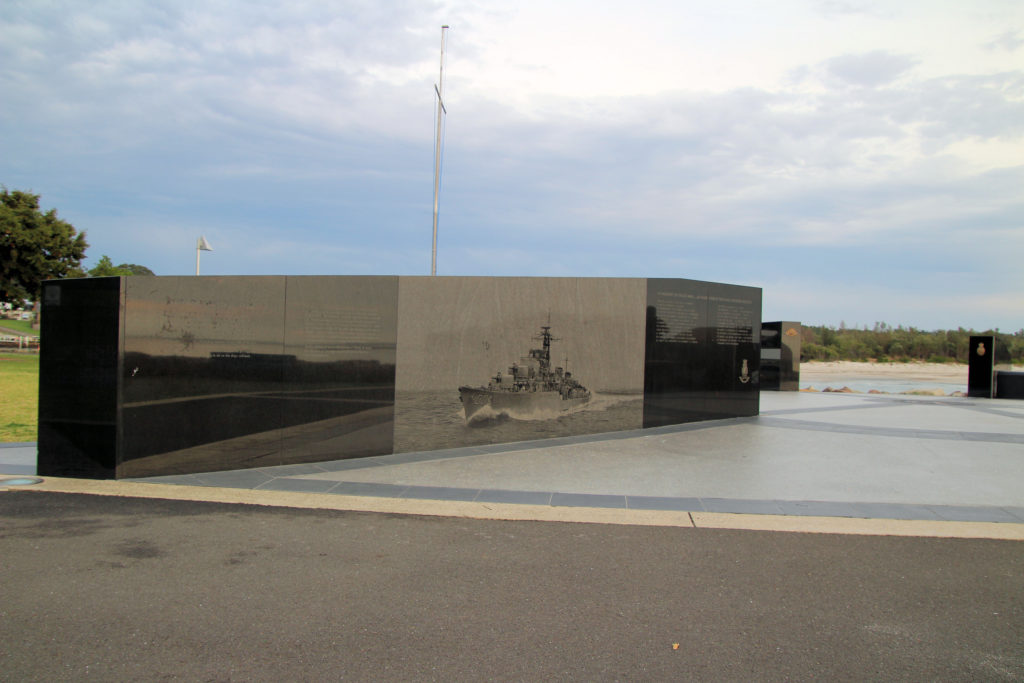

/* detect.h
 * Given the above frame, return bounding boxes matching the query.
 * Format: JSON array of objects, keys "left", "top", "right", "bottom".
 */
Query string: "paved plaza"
[{"left": 4, "top": 392, "right": 1024, "bottom": 525}]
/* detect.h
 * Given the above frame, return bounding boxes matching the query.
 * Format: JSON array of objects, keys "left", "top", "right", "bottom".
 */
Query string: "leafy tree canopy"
[
  {"left": 118, "top": 263, "right": 155, "bottom": 276},
  {"left": 1, "top": 187, "right": 88, "bottom": 304},
  {"left": 87, "top": 255, "right": 154, "bottom": 277}
]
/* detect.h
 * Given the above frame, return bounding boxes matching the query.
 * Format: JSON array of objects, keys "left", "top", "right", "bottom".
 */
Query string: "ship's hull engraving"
[{"left": 458, "top": 325, "right": 591, "bottom": 422}]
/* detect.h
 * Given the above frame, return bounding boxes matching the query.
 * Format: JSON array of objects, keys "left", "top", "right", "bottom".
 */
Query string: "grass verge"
[
  {"left": 0, "top": 352, "right": 39, "bottom": 442},
  {"left": 0, "top": 319, "right": 39, "bottom": 336}
]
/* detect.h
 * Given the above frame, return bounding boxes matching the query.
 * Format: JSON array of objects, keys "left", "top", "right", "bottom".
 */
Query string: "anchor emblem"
[{"left": 739, "top": 359, "right": 750, "bottom": 384}]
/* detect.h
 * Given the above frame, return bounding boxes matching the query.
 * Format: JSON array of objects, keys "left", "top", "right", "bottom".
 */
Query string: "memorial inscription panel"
[{"left": 644, "top": 279, "right": 760, "bottom": 427}]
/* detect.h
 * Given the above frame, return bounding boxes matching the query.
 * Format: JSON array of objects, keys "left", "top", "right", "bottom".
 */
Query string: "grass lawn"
[
  {"left": 0, "top": 353, "right": 39, "bottom": 442},
  {"left": 0, "top": 319, "right": 38, "bottom": 336}
]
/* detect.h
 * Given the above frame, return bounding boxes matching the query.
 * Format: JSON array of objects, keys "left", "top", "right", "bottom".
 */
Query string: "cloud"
[
  {"left": 824, "top": 51, "right": 918, "bottom": 87},
  {"left": 1, "top": 0, "right": 1022, "bottom": 330},
  {"left": 986, "top": 30, "right": 1024, "bottom": 52}
]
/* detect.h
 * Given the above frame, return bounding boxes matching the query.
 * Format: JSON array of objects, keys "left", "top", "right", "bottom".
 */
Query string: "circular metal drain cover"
[{"left": 0, "top": 477, "right": 43, "bottom": 487}]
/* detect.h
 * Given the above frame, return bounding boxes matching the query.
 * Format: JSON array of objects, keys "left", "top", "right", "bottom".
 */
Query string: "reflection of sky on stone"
[
  {"left": 396, "top": 277, "right": 645, "bottom": 392},
  {"left": 124, "top": 276, "right": 398, "bottom": 363},
  {"left": 124, "top": 277, "right": 286, "bottom": 358},
  {"left": 283, "top": 276, "right": 398, "bottom": 364}
]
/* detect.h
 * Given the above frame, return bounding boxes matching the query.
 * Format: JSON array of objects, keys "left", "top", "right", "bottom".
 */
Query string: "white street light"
[{"left": 196, "top": 236, "right": 213, "bottom": 275}]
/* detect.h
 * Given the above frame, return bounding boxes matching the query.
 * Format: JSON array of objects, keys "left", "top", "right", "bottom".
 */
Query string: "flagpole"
[{"left": 431, "top": 24, "right": 449, "bottom": 276}]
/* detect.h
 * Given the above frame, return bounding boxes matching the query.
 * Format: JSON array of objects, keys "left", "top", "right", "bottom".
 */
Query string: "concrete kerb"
[{"left": 9, "top": 476, "right": 1024, "bottom": 541}]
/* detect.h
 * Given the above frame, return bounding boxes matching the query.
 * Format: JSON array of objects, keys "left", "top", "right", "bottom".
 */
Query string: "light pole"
[{"left": 196, "top": 236, "right": 212, "bottom": 275}]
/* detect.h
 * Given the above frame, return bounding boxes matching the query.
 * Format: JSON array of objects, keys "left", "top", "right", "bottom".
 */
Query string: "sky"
[{"left": 2, "top": 0, "right": 1022, "bottom": 331}]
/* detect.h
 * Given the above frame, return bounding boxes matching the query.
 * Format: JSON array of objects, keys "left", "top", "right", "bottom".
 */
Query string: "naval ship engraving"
[{"left": 458, "top": 325, "right": 591, "bottom": 422}]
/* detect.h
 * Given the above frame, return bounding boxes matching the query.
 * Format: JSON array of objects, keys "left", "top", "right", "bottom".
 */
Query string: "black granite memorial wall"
[
  {"left": 38, "top": 275, "right": 761, "bottom": 478},
  {"left": 643, "top": 279, "right": 761, "bottom": 427},
  {"left": 37, "top": 278, "right": 122, "bottom": 478},
  {"left": 967, "top": 335, "right": 994, "bottom": 398}
]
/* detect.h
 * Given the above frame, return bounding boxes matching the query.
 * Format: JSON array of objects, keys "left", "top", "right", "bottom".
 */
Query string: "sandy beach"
[
  {"left": 799, "top": 361, "right": 969, "bottom": 395},
  {"left": 801, "top": 361, "right": 968, "bottom": 381}
]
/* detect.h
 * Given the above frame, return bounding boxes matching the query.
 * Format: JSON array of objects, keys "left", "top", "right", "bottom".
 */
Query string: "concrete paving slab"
[
  {"left": 0, "top": 442, "right": 36, "bottom": 475},
  {"left": 4, "top": 392, "right": 1024, "bottom": 529}
]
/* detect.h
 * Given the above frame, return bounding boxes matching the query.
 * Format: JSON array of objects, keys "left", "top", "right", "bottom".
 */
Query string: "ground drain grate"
[{"left": 0, "top": 477, "right": 44, "bottom": 487}]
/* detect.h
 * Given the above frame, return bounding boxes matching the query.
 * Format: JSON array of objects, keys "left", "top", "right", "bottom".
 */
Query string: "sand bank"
[
  {"left": 800, "top": 361, "right": 967, "bottom": 382},
  {"left": 798, "top": 361, "right": 970, "bottom": 395}
]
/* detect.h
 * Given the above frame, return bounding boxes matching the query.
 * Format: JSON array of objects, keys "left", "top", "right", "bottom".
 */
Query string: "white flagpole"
[{"left": 431, "top": 25, "right": 449, "bottom": 276}]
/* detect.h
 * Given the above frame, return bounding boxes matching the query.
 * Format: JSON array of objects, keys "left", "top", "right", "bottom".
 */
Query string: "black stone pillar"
[
  {"left": 760, "top": 322, "right": 801, "bottom": 391},
  {"left": 967, "top": 335, "right": 994, "bottom": 398}
]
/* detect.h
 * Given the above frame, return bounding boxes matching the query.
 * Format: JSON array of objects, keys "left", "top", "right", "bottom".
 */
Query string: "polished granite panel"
[
  {"left": 760, "top": 322, "right": 801, "bottom": 391},
  {"left": 967, "top": 335, "right": 994, "bottom": 398},
  {"left": 995, "top": 371, "right": 1024, "bottom": 400},
  {"left": 39, "top": 275, "right": 763, "bottom": 479},
  {"left": 279, "top": 276, "right": 397, "bottom": 463},
  {"left": 643, "top": 279, "right": 761, "bottom": 427},
  {"left": 393, "top": 277, "right": 646, "bottom": 453},
  {"left": 116, "top": 276, "right": 400, "bottom": 477},
  {"left": 118, "top": 277, "right": 289, "bottom": 477},
  {"left": 37, "top": 278, "right": 122, "bottom": 478}
]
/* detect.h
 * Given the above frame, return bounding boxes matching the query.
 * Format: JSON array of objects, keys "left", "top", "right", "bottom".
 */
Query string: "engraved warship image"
[{"left": 459, "top": 325, "right": 591, "bottom": 422}]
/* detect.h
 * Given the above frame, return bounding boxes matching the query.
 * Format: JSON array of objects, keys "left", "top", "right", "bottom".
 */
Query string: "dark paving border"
[{"left": 757, "top": 416, "right": 1024, "bottom": 443}]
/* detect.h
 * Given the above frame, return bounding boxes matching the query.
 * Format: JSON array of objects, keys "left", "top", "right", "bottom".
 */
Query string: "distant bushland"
[{"left": 800, "top": 323, "right": 1024, "bottom": 364}]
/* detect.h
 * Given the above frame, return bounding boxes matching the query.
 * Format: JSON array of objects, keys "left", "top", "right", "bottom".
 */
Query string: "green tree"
[
  {"left": 87, "top": 255, "right": 155, "bottom": 277},
  {"left": 117, "top": 263, "right": 155, "bottom": 276},
  {"left": 87, "top": 255, "right": 130, "bottom": 277},
  {"left": 0, "top": 188, "right": 88, "bottom": 304}
]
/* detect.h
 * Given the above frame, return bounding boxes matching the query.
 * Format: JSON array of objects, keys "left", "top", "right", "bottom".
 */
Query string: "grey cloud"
[
  {"left": 986, "top": 30, "right": 1023, "bottom": 52},
  {"left": 440, "top": 65, "right": 1024, "bottom": 257},
  {"left": 824, "top": 50, "right": 918, "bottom": 87}
]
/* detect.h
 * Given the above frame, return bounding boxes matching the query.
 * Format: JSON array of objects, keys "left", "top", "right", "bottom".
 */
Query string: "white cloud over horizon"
[{"left": 1, "top": 0, "right": 1022, "bottom": 331}]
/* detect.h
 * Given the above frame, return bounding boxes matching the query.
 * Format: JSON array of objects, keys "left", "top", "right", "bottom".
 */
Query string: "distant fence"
[{"left": 0, "top": 335, "right": 40, "bottom": 351}]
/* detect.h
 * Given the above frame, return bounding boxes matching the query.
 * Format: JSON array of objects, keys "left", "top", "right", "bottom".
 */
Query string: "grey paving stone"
[
  {"left": 959, "top": 432, "right": 1024, "bottom": 444},
  {"left": 760, "top": 404, "right": 889, "bottom": 417},
  {"left": 550, "top": 492, "right": 627, "bottom": 509},
  {"left": 626, "top": 496, "right": 702, "bottom": 511},
  {"left": 474, "top": 489, "right": 553, "bottom": 505},
  {"left": 399, "top": 485, "right": 481, "bottom": 502},
  {"left": 194, "top": 470, "right": 275, "bottom": 489},
  {"left": 700, "top": 498, "right": 785, "bottom": 515},
  {"left": 849, "top": 502, "right": 943, "bottom": 521},
  {"left": 328, "top": 482, "right": 410, "bottom": 498},
  {"left": 775, "top": 500, "right": 862, "bottom": 518},
  {"left": 1004, "top": 507, "right": 1024, "bottom": 522},
  {"left": 257, "top": 478, "right": 340, "bottom": 494},
  {"left": 0, "top": 464, "right": 36, "bottom": 476},
  {"left": 314, "top": 458, "right": 388, "bottom": 472},
  {"left": 257, "top": 463, "right": 328, "bottom": 477}
]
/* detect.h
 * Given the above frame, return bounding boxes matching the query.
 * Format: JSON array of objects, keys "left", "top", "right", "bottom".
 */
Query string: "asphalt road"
[{"left": 1, "top": 491, "right": 1022, "bottom": 681}]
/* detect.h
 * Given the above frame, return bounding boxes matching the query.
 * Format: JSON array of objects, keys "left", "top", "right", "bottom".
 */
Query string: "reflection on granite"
[
  {"left": 760, "top": 321, "right": 801, "bottom": 391},
  {"left": 644, "top": 279, "right": 761, "bottom": 427},
  {"left": 38, "top": 275, "right": 761, "bottom": 479},
  {"left": 37, "top": 278, "right": 122, "bottom": 478}
]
